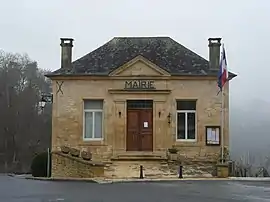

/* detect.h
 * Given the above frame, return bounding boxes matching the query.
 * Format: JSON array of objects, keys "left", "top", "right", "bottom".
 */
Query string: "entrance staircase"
[{"left": 104, "top": 152, "right": 214, "bottom": 179}]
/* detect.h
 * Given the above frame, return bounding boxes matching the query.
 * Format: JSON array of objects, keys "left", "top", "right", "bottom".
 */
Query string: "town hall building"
[{"left": 46, "top": 36, "right": 236, "bottom": 179}]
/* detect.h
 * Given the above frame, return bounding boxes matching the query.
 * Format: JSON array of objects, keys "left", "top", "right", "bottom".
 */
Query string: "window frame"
[
  {"left": 176, "top": 109, "right": 197, "bottom": 142},
  {"left": 83, "top": 100, "right": 104, "bottom": 141}
]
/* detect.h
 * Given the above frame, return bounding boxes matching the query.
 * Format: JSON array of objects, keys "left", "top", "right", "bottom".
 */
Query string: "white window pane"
[
  {"left": 94, "top": 112, "right": 102, "bottom": 138},
  {"left": 84, "top": 100, "right": 103, "bottom": 110},
  {"left": 187, "top": 113, "right": 195, "bottom": 139},
  {"left": 177, "top": 113, "right": 185, "bottom": 139},
  {"left": 84, "top": 112, "right": 93, "bottom": 138}
]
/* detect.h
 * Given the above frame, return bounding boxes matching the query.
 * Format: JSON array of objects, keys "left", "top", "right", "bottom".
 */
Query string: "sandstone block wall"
[
  {"left": 51, "top": 152, "right": 104, "bottom": 178},
  {"left": 50, "top": 58, "right": 230, "bottom": 162}
]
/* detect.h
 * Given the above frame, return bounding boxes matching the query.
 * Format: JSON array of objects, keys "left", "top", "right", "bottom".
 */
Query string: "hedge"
[{"left": 31, "top": 151, "right": 51, "bottom": 177}]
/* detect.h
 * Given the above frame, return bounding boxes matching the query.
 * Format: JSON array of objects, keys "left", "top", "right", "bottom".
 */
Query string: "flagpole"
[
  {"left": 220, "top": 43, "right": 225, "bottom": 164},
  {"left": 218, "top": 42, "right": 228, "bottom": 164},
  {"left": 221, "top": 86, "right": 224, "bottom": 163}
]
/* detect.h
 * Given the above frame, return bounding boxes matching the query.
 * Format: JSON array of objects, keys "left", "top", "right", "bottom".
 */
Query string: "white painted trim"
[
  {"left": 82, "top": 101, "right": 104, "bottom": 141},
  {"left": 175, "top": 110, "right": 197, "bottom": 141},
  {"left": 83, "top": 137, "right": 103, "bottom": 141},
  {"left": 84, "top": 109, "right": 103, "bottom": 112},
  {"left": 176, "top": 110, "right": 196, "bottom": 113}
]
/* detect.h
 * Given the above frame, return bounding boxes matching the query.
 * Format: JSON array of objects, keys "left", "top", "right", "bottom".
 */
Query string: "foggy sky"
[{"left": 0, "top": 0, "right": 269, "bottom": 103}]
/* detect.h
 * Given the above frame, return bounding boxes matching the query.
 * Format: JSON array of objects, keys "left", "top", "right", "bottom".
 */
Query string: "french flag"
[{"left": 218, "top": 44, "right": 228, "bottom": 91}]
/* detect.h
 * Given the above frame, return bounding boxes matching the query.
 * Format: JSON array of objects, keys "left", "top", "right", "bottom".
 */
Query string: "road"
[{"left": 1, "top": 175, "right": 270, "bottom": 202}]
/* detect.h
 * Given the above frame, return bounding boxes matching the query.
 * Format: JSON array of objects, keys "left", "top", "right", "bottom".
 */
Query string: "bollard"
[
  {"left": 140, "top": 165, "right": 144, "bottom": 179},
  {"left": 244, "top": 168, "right": 247, "bottom": 177},
  {"left": 178, "top": 165, "right": 183, "bottom": 178}
]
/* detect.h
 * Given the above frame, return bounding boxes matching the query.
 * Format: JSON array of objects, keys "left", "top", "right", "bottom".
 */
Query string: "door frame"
[{"left": 126, "top": 100, "right": 154, "bottom": 151}]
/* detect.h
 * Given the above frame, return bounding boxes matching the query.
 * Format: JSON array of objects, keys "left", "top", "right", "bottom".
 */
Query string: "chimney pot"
[
  {"left": 208, "top": 37, "right": 222, "bottom": 70},
  {"left": 60, "top": 38, "right": 74, "bottom": 70}
]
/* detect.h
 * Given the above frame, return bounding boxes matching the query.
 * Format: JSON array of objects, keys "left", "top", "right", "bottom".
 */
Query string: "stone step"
[
  {"left": 105, "top": 161, "right": 174, "bottom": 178},
  {"left": 104, "top": 160, "right": 215, "bottom": 179},
  {"left": 111, "top": 151, "right": 167, "bottom": 161},
  {"left": 111, "top": 156, "right": 166, "bottom": 161}
]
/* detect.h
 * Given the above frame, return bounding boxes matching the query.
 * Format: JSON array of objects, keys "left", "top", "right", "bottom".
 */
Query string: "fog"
[{"left": 230, "top": 99, "right": 270, "bottom": 164}]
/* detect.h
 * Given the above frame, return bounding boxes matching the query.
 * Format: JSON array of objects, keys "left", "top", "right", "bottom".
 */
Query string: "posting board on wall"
[{"left": 205, "top": 126, "right": 221, "bottom": 146}]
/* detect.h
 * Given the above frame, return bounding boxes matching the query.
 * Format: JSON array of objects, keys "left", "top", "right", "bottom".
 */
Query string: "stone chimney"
[
  {"left": 60, "top": 38, "right": 74, "bottom": 70},
  {"left": 208, "top": 38, "right": 221, "bottom": 70}
]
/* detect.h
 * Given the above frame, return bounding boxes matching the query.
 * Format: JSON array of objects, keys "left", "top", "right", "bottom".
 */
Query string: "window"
[
  {"left": 176, "top": 100, "right": 196, "bottom": 141},
  {"left": 127, "top": 100, "right": 153, "bottom": 109},
  {"left": 83, "top": 100, "right": 103, "bottom": 140}
]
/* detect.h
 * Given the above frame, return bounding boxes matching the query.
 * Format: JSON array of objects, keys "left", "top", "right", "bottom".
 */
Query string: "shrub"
[{"left": 31, "top": 152, "right": 51, "bottom": 177}]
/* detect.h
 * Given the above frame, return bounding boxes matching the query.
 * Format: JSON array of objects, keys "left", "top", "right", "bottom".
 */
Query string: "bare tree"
[
  {"left": 233, "top": 151, "right": 270, "bottom": 177},
  {"left": 0, "top": 50, "right": 51, "bottom": 173}
]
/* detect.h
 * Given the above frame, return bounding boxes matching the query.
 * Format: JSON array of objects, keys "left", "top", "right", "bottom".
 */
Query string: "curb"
[
  {"left": 25, "top": 176, "right": 98, "bottom": 183},
  {"left": 229, "top": 177, "right": 270, "bottom": 181},
  {"left": 25, "top": 176, "right": 230, "bottom": 184},
  {"left": 24, "top": 176, "right": 270, "bottom": 184},
  {"left": 107, "top": 178, "right": 230, "bottom": 183}
]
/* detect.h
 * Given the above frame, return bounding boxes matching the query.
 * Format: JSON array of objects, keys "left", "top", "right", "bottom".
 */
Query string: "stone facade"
[
  {"left": 51, "top": 152, "right": 104, "bottom": 178},
  {"left": 47, "top": 37, "right": 236, "bottom": 178},
  {"left": 50, "top": 56, "right": 229, "bottom": 163}
]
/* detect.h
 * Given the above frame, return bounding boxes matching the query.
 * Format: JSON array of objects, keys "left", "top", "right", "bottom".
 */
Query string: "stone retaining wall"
[{"left": 51, "top": 152, "right": 104, "bottom": 178}]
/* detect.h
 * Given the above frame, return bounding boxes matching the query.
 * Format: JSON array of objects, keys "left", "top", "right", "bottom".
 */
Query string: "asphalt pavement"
[{"left": 1, "top": 175, "right": 270, "bottom": 202}]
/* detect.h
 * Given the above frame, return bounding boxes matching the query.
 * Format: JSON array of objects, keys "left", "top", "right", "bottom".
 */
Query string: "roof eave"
[
  {"left": 45, "top": 72, "right": 109, "bottom": 78},
  {"left": 46, "top": 72, "right": 228, "bottom": 78}
]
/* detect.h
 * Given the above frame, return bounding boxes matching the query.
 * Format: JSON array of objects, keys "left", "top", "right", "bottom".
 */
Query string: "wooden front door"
[{"left": 126, "top": 100, "right": 153, "bottom": 151}]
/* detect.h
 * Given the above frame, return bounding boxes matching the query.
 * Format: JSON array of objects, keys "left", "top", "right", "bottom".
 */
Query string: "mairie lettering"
[{"left": 124, "top": 80, "right": 155, "bottom": 89}]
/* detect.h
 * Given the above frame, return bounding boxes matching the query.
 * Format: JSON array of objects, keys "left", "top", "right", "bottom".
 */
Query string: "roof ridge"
[
  {"left": 168, "top": 37, "right": 209, "bottom": 62},
  {"left": 72, "top": 37, "right": 115, "bottom": 64}
]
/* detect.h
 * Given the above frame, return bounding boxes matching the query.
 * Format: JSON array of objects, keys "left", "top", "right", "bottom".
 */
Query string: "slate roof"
[{"left": 48, "top": 37, "right": 236, "bottom": 78}]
